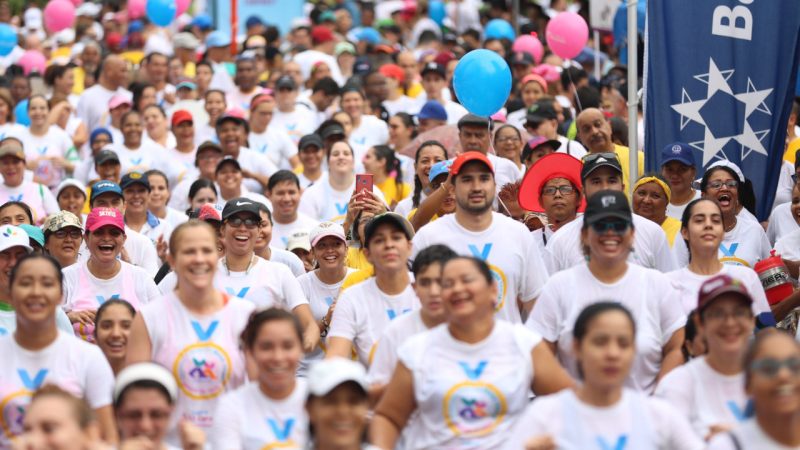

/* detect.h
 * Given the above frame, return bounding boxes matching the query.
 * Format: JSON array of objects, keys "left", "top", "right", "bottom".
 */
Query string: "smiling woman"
[{"left": 632, "top": 175, "right": 682, "bottom": 247}]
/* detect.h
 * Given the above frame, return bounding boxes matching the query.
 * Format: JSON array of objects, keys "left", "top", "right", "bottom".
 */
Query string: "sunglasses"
[
  {"left": 750, "top": 357, "right": 800, "bottom": 378},
  {"left": 590, "top": 220, "right": 630, "bottom": 235},
  {"left": 582, "top": 152, "right": 618, "bottom": 164},
  {"left": 225, "top": 217, "right": 262, "bottom": 229}
]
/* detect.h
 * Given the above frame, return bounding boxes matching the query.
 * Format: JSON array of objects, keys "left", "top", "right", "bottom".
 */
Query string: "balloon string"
[{"left": 566, "top": 60, "right": 583, "bottom": 112}]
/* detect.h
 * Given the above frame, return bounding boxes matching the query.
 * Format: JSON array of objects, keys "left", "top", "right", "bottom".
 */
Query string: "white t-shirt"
[
  {"left": 291, "top": 50, "right": 345, "bottom": 86},
  {"left": 225, "top": 88, "right": 260, "bottom": 113},
  {"left": 76, "top": 84, "right": 130, "bottom": 132},
  {"left": 398, "top": 321, "right": 539, "bottom": 450},
  {"left": 165, "top": 147, "right": 198, "bottom": 179},
  {"left": 140, "top": 291, "right": 254, "bottom": 434},
  {"left": 487, "top": 153, "right": 523, "bottom": 192},
  {"left": 77, "top": 226, "right": 160, "bottom": 276},
  {"left": 248, "top": 127, "right": 298, "bottom": 170},
  {"left": 19, "top": 126, "right": 77, "bottom": 188},
  {"left": 547, "top": 213, "right": 678, "bottom": 273},
  {"left": 367, "top": 310, "right": 428, "bottom": 385},
  {"left": 0, "top": 332, "right": 114, "bottom": 447},
  {"left": 776, "top": 229, "right": 800, "bottom": 260},
  {"left": 383, "top": 96, "right": 418, "bottom": 116},
  {"left": 0, "top": 122, "right": 27, "bottom": 141},
  {"left": 394, "top": 192, "right": 423, "bottom": 219},
  {"left": 412, "top": 212, "right": 548, "bottom": 323},
  {"left": 666, "top": 265, "right": 772, "bottom": 316},
  {"left": 707, "top": 419, "right": 800, "bottom": 450},
  {"left": 267, "top": 247, "right": 306, "bottom": 277},
  {"left": 63, "top": 261, "right": 161, "bottom": 312},
  {"left": 767, "top": 202, "right": 798, "bottom": 246},
  {"left": 655, "top": 357, "right": 750, "bottom": 440},
  {"left": 443, "top": 100, "right": 469, "bottom": 125},
  {"left": 271, "top": 108, "right": 317, "bottom": 145},
  {"left": 666, "top": 190, "right": 702, "bottom": 220},
  {"left": 235, "top": 146, "right": 279, "bottom": 194},
  {"left": 555, "top": 136, "right": 588, "bottom": 160},
  {"left": 328, "top": 277, "right": 419, "bottom": 365},
  {"left": 159, "top": 256, "right": 306, "bottom": 310},
  {"left": 773, "top": 161, "right": 795, "bottom": 210},
  {"left": 0, "top": 181, "right": 59, "bottom": 223},
  {"left": 211, "top": 380, "right": 309, "bottom": 450},
  {"left": 134, "top": 213, "right": 174, "bottom": 247},
  {"left": 503, "top": 389, "right": 704, "bottom": 450},
  {"left": 526, "top": 263, "right": 685, "bottom": 392},
  {"left": 271, "top": 213, "right": 318, "bottom": 249},
  {"left": 299, "top": 178, "right": 386, "bottom": 224},
  {"left": 531, "top": 226, "right": 557, "bottom": 275},
  {"left": 673, "top": 218, "right": 771, "bottom": 269},
  {"left": 349, "top": 115, "right": 389, "bottom": 164},
  {"left": 0, "top": 308, "right": 74, "bottom": 336}
]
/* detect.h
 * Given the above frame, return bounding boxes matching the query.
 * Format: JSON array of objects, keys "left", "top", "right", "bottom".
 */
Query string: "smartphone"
[{"left": 355, "top": 173, "right": 373, "bottom": 197}]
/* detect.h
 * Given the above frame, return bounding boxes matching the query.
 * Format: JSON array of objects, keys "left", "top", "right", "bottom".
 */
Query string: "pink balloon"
[
  {"left": 176, "top": 0, "right": 191, "bottom": 15},
  {"left": 18, "top": 51, "right": 46, "bottom": 76},
  {"left": 44, "top": 0, "right": 76, "bottom": 33},
  {"left": 70, "top": 0, "right": 82, "bottom": 5},
  {"left": 512, "top": 34, "right": 544, "bottom": 65},
  {"left": 128, "top": 0, "right": 146, "bottom": 20},
  {"left": 545, "top": 12, "right": 589, "bottom": 60}
]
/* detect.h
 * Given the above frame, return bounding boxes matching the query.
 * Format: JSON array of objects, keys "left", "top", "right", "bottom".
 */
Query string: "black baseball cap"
[
  {"left": 216, "top": 157, "right": 242, "bottom": 174},
  {"left": 421, "top": 61, "right": 446, "bottom": 78},
  {"left": 120, "top": 172, "right": 151, "bottom": 191},
  {"left": 583, "top": 190, "right": 632, "bottom": 226},
  {"left": 457, "top": 113, "right": 490, "bottom": 130},
  {"left": 525, "top": 101, "right": 558, "bottom": 126},
  {"left": 364, "top": 212, "right": 414, "bottom": 247},
  {"left": 510, "top": 51, "right": 534, "bottom": 66},
  {"left": 276, "top": 75, "right": 297, "bottom": 90},
  {"left": 216, "top": 113, "right": 246, "bottom": 129},
  {"left": 95, "top": 148, "right": 120, "bottom": 166},
  {"left": 221, "top": 197, "right": 262, "bottom": 220},
  {"left": 321, "top": 123, "right": 346, "bottom": 140},
  {"left": 299, "top": 134, "right": 323, "bottom": 150},
  {"left": 580, "top": 152, "right": 623, "bottom": 180},
  {"left": 196, "top": 141, "right": 223, "bottom": 160}
]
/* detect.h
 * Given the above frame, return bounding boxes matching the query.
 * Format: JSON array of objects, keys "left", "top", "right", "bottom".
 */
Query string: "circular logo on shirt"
[
  {"left": 72, "top": 322, "right": 96, "bottom": 343},
  {"left": 172, "top": 342, "right": 233, "bottom": 400},
  {"left": 719, "top": 256, "right": 750, "bottom": 267},
  {"left": 488, "top": 263, "right": 508, "bottom": 312},
  {"left": 442, "top": 381, "right": 507, "bottom": 437},
  {"left": 0, "top": 390, "right": 30, "bottom": 439}
]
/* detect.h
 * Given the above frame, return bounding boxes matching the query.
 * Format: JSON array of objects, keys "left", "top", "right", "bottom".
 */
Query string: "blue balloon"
[
  {"left": 15, "top": 100, "right": 29, "bottom": 126},
  {"left": 429, "top": 1, "right": 446, "bottom": 26},
  {"left": 146, "top": 0, "right": 177, "bottom": 27},
  {"left": 485, "top": 19, "right": 515, "bottom": 41},
  {"left": 0, "top": 24, "right": 16, "bottom": 57},
  {"left": 453, "top": 49, "right": 512, "bottom": 117}
]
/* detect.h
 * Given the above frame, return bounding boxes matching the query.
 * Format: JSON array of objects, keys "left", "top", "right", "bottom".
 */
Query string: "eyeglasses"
[
  {"left": 582, "top": 152, "right": 618, "bottom": 164},
  {"left": 708, "top": 180, "right": 738, "bottom": 190},
  {"left": 590, "top": 220, "right": 630, "bottom": 235},
  {"left": 542, "top": 185, "right": 576, "bottom": 196},
  {"left": 226, "top": 217, "right": 262, "bottom": 229},
  {"left": 118, "top": 409, "right": 172, "bottom": 422},
  {"left": 53, "top": 229, "right": 82, "bottom": 239},
  {"left": 495, "top": 136, "right": 520, "bottom": 143},
  {"left": 750, "top": 357, "right": 800, "bottom": 378},
  {"left": 702, "top": 307, "right": 752, "bottom": 322}
]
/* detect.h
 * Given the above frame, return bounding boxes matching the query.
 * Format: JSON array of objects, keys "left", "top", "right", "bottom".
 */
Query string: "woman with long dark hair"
[
  {"left": 363, "top": 145, "right": 410, "bottom": 209},
  {"left": 394, "top": 140, "right": 447, "bottom": 219}
]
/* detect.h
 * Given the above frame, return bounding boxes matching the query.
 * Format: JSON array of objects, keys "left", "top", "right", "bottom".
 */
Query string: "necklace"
[
  {"left": 724, "top": 216, "right": 737, "bottom": 233},
  {"left": 222, "top": 254, "right": 256, "bottom": 275}
]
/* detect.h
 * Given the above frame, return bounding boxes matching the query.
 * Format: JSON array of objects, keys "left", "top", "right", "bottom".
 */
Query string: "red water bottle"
[{"left": 754, "top": 250, "right": 794, "bottom": 305}]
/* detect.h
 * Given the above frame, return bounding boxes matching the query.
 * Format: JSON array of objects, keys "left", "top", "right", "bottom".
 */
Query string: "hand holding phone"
[{"left": 355, "top": 173, "right": 373, "bottom": 198}]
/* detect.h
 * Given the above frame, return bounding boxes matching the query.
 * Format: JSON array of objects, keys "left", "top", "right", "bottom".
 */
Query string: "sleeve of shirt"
[
  {"left": 327, "top": 290, "right": 359, "bottom": 341},
  {"left": 210, "top": 392, "right": 242, "bottom": 450},
  {"left": 253, "top": 151, "right": 278, "bottom": 177},
  {"left": 298, "top": 188, "right": 319, "bottom": 220},
  {"left": 652, "top": 228, "right": 679, "bottom": 272},
  {"left": 525, "top": 278, "right": 562, "bottom": 342},
  {"left": 281, "top": 131, "right": 298, "bottom": 160},
  {"left": 545, "top": 233, "right": 568, "bottom": 273},
  {"left": 367, "top": 327, "right": 399, "bottom": 385},
  {"left": 652, "top": 367, "right": 694, "bottom": 419},
  {"left": 55, "top": 308, "right": 74, "bottom": 334},
  {"left": 83, "top": 346, "right": 115, "bottom": 408},
  {"left": 409, "top": 228, "right": 429, "bottom": 262},
  {"left": 672, "top": 237, "right": 691, "bottom": 267},
  {"left": 42, "top": 186, "right": 60, "bottom": 215},
  {"left": 758, "top": 228, "right": 772, "bottom": 260},
  {"left": 62, "top": 269, "right": 76, "bottom": 311},
  {"left": 141, "top": 272, "right": 162, "bottom": 304},
  {"left": 652, "top": 399, "right": 707, "bottom": 450},
  {"left": 520, "top": 230, "right": 548, "bottom": 302},
  {"left": 281, "top": 267, "right": 309, "bottom": 310},
  {"left": 137, "top": 239, "right": 160, "bottom": 276},
  {"left": 656, "top": 274, "right": 685, "bottom": 344}
]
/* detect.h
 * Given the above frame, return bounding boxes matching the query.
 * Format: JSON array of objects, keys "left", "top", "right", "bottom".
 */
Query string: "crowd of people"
[{"left": 0, "top": 0, "right": 799, "bottom": 449}]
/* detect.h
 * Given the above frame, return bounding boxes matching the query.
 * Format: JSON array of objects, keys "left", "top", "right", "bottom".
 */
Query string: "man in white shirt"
[
  {"left": 226, "top": 54, "right": 261, "bottom": 113},
  {"left": 457, "top": 114, "right": 523, "bottom": 190},
  {"left": 266, "top": 170, "right": 318, "bottom": 248},
  {"left": 411, "top": 152, "right": 548, "bottom": 323},
  {"left": 76, "top": 55, "right": 131, "bottom": 132},
  {"left": 296, "top": 77, "right": 340, "bottom": 128},
  {"left": 248, "top": 94, "right": 299, "bottom": 170},
  {"left": 215, "top": 113, "right": 277, "bottom": 193},
  {"left": 523, "top": 99, "right": 587, "bottom": 160},
  {"left": 141, "top": 52, "right": 175, "bottom": 107},
  {"left": 291, "top": 26, "right": 345, "bottom": 86},
  {"left": 271, "top": 76, "right": 317, "bottom": 145},
  {"left": 417, "top": 62, "right": 467, "bottom": 124}
]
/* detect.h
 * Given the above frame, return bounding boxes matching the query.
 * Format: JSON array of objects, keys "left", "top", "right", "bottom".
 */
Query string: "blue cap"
[
  {"left": 90, "top": 181, "right": 123, "bottom": 203},
  {"left": 89, "top": 127, "right": 112, "bottom": 146},
  {"left": 418, "top": 101, "right": 447, "bottom": 121},
  {"left": 355, "top": 27, "right": 381, "bottom": 44},
  {"left": 206, "top": 30, "right": 231, "bottom": 48},
  {"left": 661, "top": 142, "right": 696, "bottom": 167},
  {"left": 128, "top": 20, "right": 143, "bottom": 34},
  {"left": 19, "top": 224, "right": 44, "bottom": 247},
  {"left": 428, "top": 160, "right": 453, "bottom": 182},
  {"left": 245, "top": 15, "right": 264, "bottom": 29},
  {"left": 191, "top": 14, "right": 212, "bottom": 30}
]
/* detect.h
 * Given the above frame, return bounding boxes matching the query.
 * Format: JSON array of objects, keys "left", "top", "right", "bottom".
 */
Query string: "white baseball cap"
[
  {"left": 307, "top": 358, "right": 368, "bottom": 397},
  {"left": 309, "top": 221, "right": 345, "bottom": 247},
  {"left": 114, "top": 363, "right": 178, "bottom": 404},
  {"left": 287, "top": 231, "right": 311, "bottom": 252},
  {"left": 0, "top": 225, "right": 32, "bottom": 254}
]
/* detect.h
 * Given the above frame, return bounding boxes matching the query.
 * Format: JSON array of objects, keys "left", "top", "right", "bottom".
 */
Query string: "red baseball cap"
[
  {"left": 521, "top": 73, "right": 548, "bottom": 92},
  {"left": 86, "top": 207, "right": 125, "bottom": 233},
  {"left": 697, "top": 274, "right": 753, "bottom": 313},
  {"left": 379, "top": 63, "right": 405, "bottom": 83},
  {"left": 518, "top": 153, "right": 585, "bottom": 213},
  {"left": 450, "top": 152, "right": 494, "bottom": 176},
  {"left": 311, "top": 26, "right": 335, "bottom": 45},
  {"left": 171, "top": 110, "right": 193, "bottom": 127}
]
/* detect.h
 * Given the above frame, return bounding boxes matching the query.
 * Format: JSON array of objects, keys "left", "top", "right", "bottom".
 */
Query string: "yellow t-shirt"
[
  {"left": 614, "top": 144, "right": 646, "bottom": 194},
  {"left": 342, "top": 268, "right": 373, "bottom": 292},
  {"left": 72, "top": 67, "right": 86, "bottom": 95},
  {"left": 121, "top": 50, "right": 145, "bottom": 67},
  {"left": 345, "top": 247, "right": 372, "bottom": 271},
  {"left": 405, "top": 81, "right": 423, "bottom": 98},
  {"left": 661, "top": 216, "right": 682, "bottom": 248},
  {"left": 784, "top": 137, "right": 800, "bottom": 164},
  {"left": 182, "top": 61, "right": 197, "bottom": 78},
  {"left": 376, "top": 178, "right": 411, "bottom": 207}
]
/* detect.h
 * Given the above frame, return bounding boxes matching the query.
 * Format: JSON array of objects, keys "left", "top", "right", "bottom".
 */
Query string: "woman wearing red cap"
[{"left": 506, "top": 74, "right": 548, "bottom": 129}]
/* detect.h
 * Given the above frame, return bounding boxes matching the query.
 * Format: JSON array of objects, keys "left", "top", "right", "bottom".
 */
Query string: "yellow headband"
[{"left": 633, "top": 176, "right": 672, "bottom": 204}]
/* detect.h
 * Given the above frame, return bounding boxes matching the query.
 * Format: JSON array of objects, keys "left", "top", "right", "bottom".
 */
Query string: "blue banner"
[
  {"left": 645, "top": 0, "right": 800, "bottom": 220},
  {"left": 212, "top": 0, "right": 305, "bottom": 37}
]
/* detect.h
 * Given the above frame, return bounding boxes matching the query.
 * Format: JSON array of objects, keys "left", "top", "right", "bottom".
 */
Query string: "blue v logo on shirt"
[
  {"left": 727, "top": 399, "right": 754, "bottom": 422},
  {"left": 354, "top": 137, "right": 366, "bottom": 145},
  {"left": 720, "top": 243, "right": 739, "bottom": 257},
  {"left": 224, "top": 287, "right": 250, "bottom": 298},
  {"left": 458, "top": 361, "right": 488, "bottom": 380},
  {"left": 95, "top": 294, "right": 120, "bottom": 305},
  {"left": 191, "top": 320, "right": 219, "bottom": 342},
  {"left": 596, "top": 435, "right": 627, "bottom": 450},
  {"left": 335, "top": 203, "right": 348, "bottom": 215},
  {"left": 267, "top": 417, "right": 295, "bottom": 442},
  {"left": 9, "top": 194, "right": 22, "bottom": 202},
  {"left": 36, "top": 146, "right": 48, "bottom": 155},
  {"left": 468, "top": 244, "right": 493, "bottom": 261},
  {"left": 18, "top": 369, "right": 48, "bottom": 390},
  {"left": 257, "top": 144, "right": 268, "bottom": 154},
  {"left": 324, "top": 296, "right": 335, "bottom": 306},
  {"left": 130, "top": 157, "right": 143, "bottom": 165},
  {"left": 386, "top": 308, "right": 411, "bottom": 320}
]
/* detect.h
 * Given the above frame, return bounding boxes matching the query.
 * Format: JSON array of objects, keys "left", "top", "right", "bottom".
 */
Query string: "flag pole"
[
  {"left": 627, "top": 0, "right": 639, "bottom": 199},
  {"left": 230, "top": 0, "right": 238, "bottom": 56}
]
